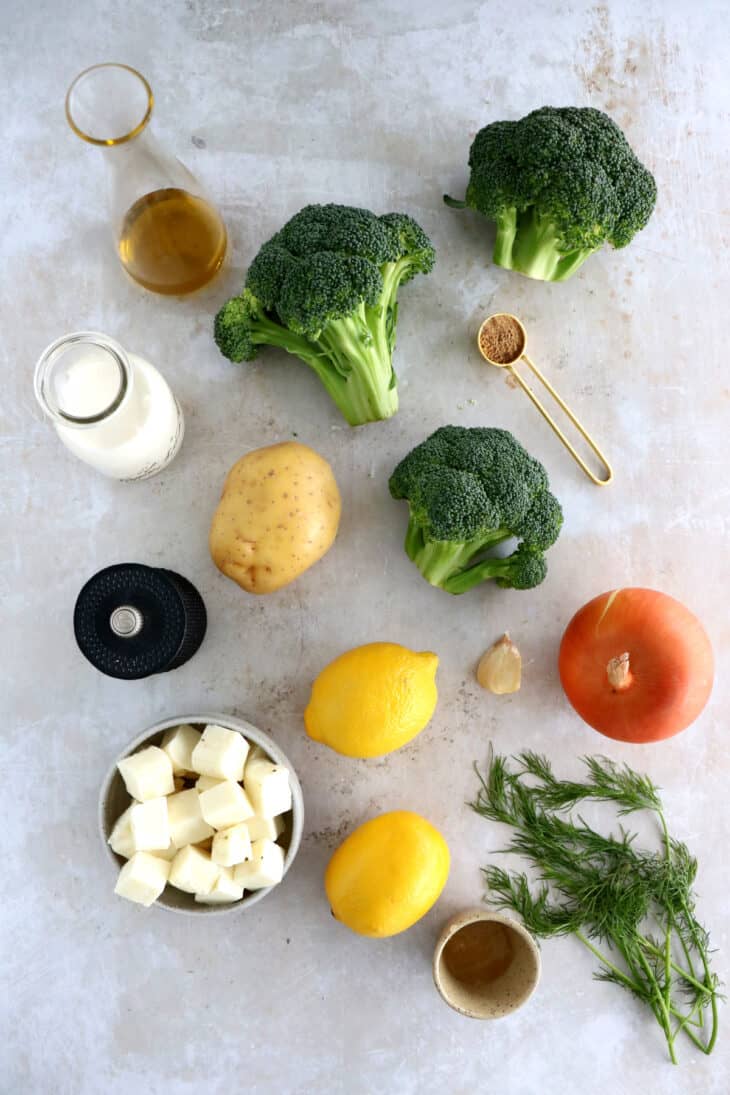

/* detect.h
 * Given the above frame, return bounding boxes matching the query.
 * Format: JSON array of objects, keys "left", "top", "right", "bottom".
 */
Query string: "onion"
[{"left": 558, "top": 588, "right": 713, "bottom": 743}]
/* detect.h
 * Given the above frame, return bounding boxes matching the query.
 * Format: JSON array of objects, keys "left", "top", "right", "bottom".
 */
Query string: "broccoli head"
[
  {"left": 214, "top": 203, "right": 435, "bottom": 426},
  {"left": 444, "top": 106, "right": 656, "bottom": 282},
  {"left": 388, "top": 426, "right": 563, "bottom": 594}
]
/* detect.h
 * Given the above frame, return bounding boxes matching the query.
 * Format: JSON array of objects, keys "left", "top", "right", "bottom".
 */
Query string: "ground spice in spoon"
[{"left": 479, "top": 315, "right": 525, "bottom": 364}]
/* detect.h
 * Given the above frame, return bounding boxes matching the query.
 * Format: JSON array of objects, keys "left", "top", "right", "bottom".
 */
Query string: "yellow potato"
[{"left": 209, "top": 442, "right": 341, "bottom": 594}]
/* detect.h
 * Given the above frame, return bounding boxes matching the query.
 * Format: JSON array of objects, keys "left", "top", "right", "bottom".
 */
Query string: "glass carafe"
[
  {"left": 34, "top": 331, "right": 184, "bottom": 480},
  {"left": 65, "top": 63, "right": 227, "bottom": 295}
]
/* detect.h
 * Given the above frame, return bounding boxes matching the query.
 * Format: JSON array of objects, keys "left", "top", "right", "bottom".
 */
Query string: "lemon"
[
  {"left": 325, "top": 811, "right": 450, "bottom": 937},
  {"left": 304, "top": 642, "right": 439, "bottom": 758}
]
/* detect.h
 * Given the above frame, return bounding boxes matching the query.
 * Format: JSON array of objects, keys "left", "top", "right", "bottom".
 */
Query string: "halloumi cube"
[
  {"left": 167, "top": 789, "right": 214, "bottom": 847},
  {"left": 234, "top": 839, "right": 285, "bottom": 891},
  {"left": 245, "top": 814, "right": 286, "bottom": 843},
  {"left": 211, "top": 823, "right": 252, "bottom": 867},
  {"left": 117, "top": 746, "right": 174, "bottom": 802},
  {"left": 194, "top": 868, "right": 244, "bottom": 905},
  {"left": 244, "top": 744, "right": 268, "bottom": 775},
  {"left": 108, "top": 804, "right": 137, "bottom": 859},
  {"left": 153, "top": 839, "right": 179, "bottom": 862},
  {"left": 129, "top": 797, "right": 170, "bottom": 851},
  {"left": 168, "top": 845, "right": 219, "bottom": 895},
  {"left": 199, "top": 781, "right": 254, "bottom": 829},
  {"left": 195, "top": 775, "right": 224, "bottom": 793},
  {"left": 161, "top": 724, "right": 202, "bottom": 774},
  {"left": 114, "top": 852, "right": 170, "bottom": 906},
  {"left": 191, "top": 724, "right": 249, "bottom": 781},
  {"left": 244, "top": 761, "right": 292, "bottom": 818}
]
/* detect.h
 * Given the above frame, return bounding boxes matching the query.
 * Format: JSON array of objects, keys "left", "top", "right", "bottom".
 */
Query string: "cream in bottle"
[{"left": 34, "top": 331, "right": 183, "bottom": 480}]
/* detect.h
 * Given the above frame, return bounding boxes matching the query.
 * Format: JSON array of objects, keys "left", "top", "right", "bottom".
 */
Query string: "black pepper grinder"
[{"left": 73, "top": 563, "right": 207, "bottom": 679}]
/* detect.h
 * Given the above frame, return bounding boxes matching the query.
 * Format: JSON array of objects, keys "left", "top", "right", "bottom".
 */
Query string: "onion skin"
[{"left": 558, "top": 588, "right": 714, "bottom": 743}]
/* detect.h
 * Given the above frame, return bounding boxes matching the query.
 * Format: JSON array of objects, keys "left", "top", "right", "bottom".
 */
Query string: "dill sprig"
[{"left": 471, "top": 750, "right": 720, "bottom": 1064}]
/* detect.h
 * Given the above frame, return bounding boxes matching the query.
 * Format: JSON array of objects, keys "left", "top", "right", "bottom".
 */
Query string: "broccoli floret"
[
  {"left": 214, "top": 289, "right": 316, "bottom": 363},
  {"left": 388, "top": 426, "right": 563, "bottom": 594},
  {"left": 444, "top": 106, "right": 656, "bottom": 282},
  {"left": 214, "top": 204, "right": 435, "bottom": 426}
]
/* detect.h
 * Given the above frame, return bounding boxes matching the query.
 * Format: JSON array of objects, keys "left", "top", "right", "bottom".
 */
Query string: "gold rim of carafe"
[{"left": 65, "top": 63, "right": 154, "bottom": 147}]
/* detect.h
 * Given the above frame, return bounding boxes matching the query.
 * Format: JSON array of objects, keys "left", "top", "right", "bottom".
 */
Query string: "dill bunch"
[{"left": 471, "top": 751, "right": 720, "bottom": 1064}]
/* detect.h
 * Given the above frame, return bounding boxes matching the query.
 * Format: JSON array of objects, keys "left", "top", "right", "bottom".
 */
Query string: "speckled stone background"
[{"left": 2, "top": 1, "right": 729, "bottom": 1092}]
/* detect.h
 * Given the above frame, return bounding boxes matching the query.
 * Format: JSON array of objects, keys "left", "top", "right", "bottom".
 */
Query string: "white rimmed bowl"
[{"left": 99, "top": 713, "right": 304, "bottom": 915}]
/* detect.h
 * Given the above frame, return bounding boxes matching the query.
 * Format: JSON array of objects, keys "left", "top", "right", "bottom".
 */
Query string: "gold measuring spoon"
[{"left": 477, "top": 313, "right": 613, "bottom": 486}]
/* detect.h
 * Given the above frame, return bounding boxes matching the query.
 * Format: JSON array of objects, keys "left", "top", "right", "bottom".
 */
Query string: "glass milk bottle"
[
  {"left": 34, "top": 332, "right": 184, "bottom": 480},
  {"left": 65, "top": 63, "right": 226, "bottom": 295}
]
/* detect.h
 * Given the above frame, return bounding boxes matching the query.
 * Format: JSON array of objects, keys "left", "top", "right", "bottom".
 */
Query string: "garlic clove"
[{"left": 477, "top": 633, "right": 522, "bottom": 694}]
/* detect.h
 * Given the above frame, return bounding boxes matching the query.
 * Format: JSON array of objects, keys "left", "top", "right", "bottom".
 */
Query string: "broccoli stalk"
[
  {"left": 492, "top": 208, "right": 597, "bottom": 283},
  {"left": 217, "top": 294, "right": 397, "bottom": 427},
  {"left": 404, "top": 523, "right": 509, "bottom": 590},
  {"left": 404, "top": 522, "right": 547, "bottom": 593},
  {"left": 314, "top": 303, "right": 397, "bottom": 426},
  {"left": 440, "top": 545, "right": 548, "bottom": 594},
  {"left": 444, "top": 106, "right": 657, "bottom": 283},
  {"left": 389, "top": 426, "right": 562, "bottom": 595},
  {"left": 214, "top": 204, "right": 435, "bottom": 426}
]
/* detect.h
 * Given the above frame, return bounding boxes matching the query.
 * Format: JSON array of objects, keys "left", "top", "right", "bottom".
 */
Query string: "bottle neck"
[
  {"left": 101, "top": 126, "right": 172, "bottom": 189},
  {"left": 34, "top": 332, "right": 133, "bottom": 429},
  {"left": 101, "top": 125, "right": 157, "bottom": 160}
]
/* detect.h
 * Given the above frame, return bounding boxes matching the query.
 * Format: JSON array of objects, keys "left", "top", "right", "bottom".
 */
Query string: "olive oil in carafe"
[{"left": 118, "top": 188, "right": 227, "bottom": 295}]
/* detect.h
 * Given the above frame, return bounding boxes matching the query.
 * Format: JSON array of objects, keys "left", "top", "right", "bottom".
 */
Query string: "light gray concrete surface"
[{"left": 2, "top": 1, "right": 729, "bottom": 1092}]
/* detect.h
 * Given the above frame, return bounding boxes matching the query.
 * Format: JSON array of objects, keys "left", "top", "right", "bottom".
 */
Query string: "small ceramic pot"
[{"left": 433, "top": 907, "right": 540, "bottom": 1019}]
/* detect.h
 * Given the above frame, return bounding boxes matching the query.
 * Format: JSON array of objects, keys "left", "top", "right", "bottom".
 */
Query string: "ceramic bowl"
[
  {"left": 99, "top": 713, "right": 304, "bottom": 915},
  {"left": 433, "top": 907, "right": 541, "bottom": 1018}
]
